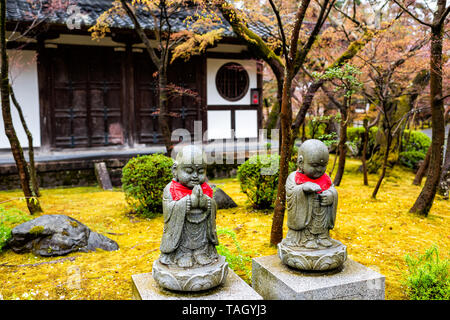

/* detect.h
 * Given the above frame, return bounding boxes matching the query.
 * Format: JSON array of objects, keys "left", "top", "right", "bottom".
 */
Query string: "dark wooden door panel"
[
  {"left": 133, "top": 53, "right": 202, "bottom": 144},
  {"left": 47, "top": 46, "right": 125, "bottom": 148}
]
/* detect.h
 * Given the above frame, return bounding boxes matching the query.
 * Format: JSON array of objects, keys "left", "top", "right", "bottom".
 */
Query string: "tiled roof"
[{"left": 6, "top": 0, "right": 271, "bottom": 39}]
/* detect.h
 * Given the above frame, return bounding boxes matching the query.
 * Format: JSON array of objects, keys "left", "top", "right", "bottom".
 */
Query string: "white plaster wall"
[
  {"left": 235, "top": 110, "right": 258, "bottom": 138},
  {"left": 0, "top": 50, "right": 41, "bottom": 148},
  {"left": 207, "top": 110, "right": 232, "bottom": 140},
  {"left": 206, "top": 58, "right": 257, "bottom": 106}
]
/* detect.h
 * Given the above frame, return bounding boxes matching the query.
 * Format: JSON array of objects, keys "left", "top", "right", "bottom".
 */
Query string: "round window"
[{"left": 215, "top": 62, "right": 249, "bottom": 102}]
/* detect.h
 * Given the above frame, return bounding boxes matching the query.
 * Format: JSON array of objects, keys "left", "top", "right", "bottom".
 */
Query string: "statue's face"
[
  {"left": 176, "top": 164, "right": 207, "bottom": 189},
  {"left": 301, "top": 152, "right": 328, "bottom": 179}
]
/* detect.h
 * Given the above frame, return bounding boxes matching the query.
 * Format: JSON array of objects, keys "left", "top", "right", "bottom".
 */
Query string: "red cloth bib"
[
  {"left": 170, "top": 180, "right": 213, "bottom": 200},
  {"left": 294, "top": 172, "right": 332, "bottom": 193}
]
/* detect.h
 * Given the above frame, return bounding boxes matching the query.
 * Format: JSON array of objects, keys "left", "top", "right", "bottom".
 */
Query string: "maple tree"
[
  {"left": 91, "top": 0, "right": 223, "bottom": 156},
  {"left": 347, "top": 13, "right": 431, "bottom": 198},
  {"left": 392, "top": 0, "right": 450, "bottom": 216}
]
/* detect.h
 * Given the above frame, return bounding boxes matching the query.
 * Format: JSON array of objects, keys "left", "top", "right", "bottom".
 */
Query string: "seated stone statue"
[
  {"left": 278, "top": 139, "right": 347, "bottom": 271},
  {"left": 152, "top": 145, "right": 228, "bottom": 292}
]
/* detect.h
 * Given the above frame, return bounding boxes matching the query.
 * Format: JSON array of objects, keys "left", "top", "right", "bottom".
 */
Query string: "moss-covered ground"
[{"left": 0, "top": 157, "right": 448, "bottom": 300}]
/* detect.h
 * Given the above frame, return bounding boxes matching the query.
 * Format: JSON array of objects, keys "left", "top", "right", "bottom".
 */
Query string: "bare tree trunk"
[
  {"left": 372, "top": 133, "right": 392, "bottom": 198},
  {"left": 437, "top": 128, "right": 450, "bottom": 198},
  {"left": 410, "top": 14, "right": 446, "bottom": 215},
  {"left": 158, "top": 71, "right": 173, "bottom": 156},
  {"left": 333, "top": 98, "right": 348, "bottom": 186},
  {"left": 10, "top": 84, "right": 40, "bottom": 197},
  {"left": 413, "top": 144, "right": 432, "bottom": 185},
  {"left": 362, "top": 119, "right": 370, "bottom": 186},
  {"left": 270, "top": 73, "right": 294, "bottom": 245},
  {"left": 329, "top": 148, "right": 339, "bottom": 177},
  {"left": 1, "top": 0, "right": 42, "bottom": 214}
]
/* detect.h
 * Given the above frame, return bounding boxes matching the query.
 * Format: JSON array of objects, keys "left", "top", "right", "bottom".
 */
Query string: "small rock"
[{"left": 211, "top": 185, "right": 238, "bottom": 209}]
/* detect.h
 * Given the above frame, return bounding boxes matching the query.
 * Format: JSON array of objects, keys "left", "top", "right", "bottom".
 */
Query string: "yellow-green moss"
[
  {"left": 69, "top": 221, "right": 78, "bottom": 228},
  {"left": 29, "top": 226, "right": 44, "bottom": 236}
]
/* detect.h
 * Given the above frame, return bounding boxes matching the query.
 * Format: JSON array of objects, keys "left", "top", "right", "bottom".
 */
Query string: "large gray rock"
[
  {"left": 8, "top": 214, "right": 119, "bottom": 256},
  {"left": 211, "top": 185, "right": 238, "bottom": 209}
]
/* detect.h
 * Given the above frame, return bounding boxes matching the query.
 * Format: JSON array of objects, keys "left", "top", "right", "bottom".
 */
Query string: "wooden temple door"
[
  {"left": 133, "top": 53, "right": 202, "bottom": 144},
  {"left": 48, "top": 45, "right": 125, "bottom": 149}
]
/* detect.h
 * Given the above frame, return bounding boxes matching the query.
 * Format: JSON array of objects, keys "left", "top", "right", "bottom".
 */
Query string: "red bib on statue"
[
  {"left": 295, "top": 172, "right": 332, "bottom": 193},
  {"left": 170, "top": 180, "right": 213, "bottom": 200}
]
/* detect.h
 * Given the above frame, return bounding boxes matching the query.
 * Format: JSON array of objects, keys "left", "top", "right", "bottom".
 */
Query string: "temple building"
[{"left": 1, "top": 0, "right": 267, "bottom": 188}]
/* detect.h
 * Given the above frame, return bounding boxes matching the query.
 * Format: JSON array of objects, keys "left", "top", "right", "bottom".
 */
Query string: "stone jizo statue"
[
  {"left": 152, "top": 145, "right": 228, "bottom": 291},
  {"left": 278, "top": 139, "right": 347, "bottom": 271}
]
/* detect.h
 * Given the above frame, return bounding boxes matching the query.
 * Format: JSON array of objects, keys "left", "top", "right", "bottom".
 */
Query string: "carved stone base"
[
  {"left": 152, "top": 255, "right": 228, "bottom": 292},
  {"left": 278, "top": 239, "right": 347, "bottom": 271}
]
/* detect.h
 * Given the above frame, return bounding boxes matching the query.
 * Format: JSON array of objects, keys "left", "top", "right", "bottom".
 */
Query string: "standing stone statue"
[
  {"left": 152, "top": 145, "right": 228, "bottom": 291},
  {"left": 278, "top": 139, "right": 347, "bottom": 271}
]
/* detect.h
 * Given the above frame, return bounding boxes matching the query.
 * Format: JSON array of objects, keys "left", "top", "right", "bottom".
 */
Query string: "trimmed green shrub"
[
  {"left": 237, "top": 154, "right": 296, "bottom": 210},
  {"left": 403, "top": 245, "right": 450, "bottom": 300},
  {"left": 121, "top": 154, "right": 174, "bottom": 218},
  {"left": 399, "top": 150, "right": 426, "bottom": 170},
  {"left": 346, "top": 126, "right": 379, "bottom": 157},
  {"left": 402, "top": 130, "right": 431, "bottom": 153},
  {"left": 0, "top": 206, "right": 32, "bottom": 252},
  {"left": 398, "top": 131, "right": 431, "bottom": 169},
  {"left": 345, "top": 127, "right": 430, "bottom": 168}
]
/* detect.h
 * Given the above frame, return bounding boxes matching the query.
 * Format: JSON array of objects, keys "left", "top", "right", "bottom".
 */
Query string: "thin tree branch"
[
  {"left": 120, "top": 0, "right": 161, "bottom": 66},
  {"left": 268, "top": 0, "right": 288, "bottom": 59},
  {"left": 438, "top": 5, "right": 450, "bottom": 26},
  {"left": 391, "top": 0, "right": 433, "bottom": 27}
]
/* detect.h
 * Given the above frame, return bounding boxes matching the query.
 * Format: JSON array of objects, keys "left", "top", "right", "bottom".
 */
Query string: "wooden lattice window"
[{"left": 215, "top": 62, "right": 249, "bottom": 101}]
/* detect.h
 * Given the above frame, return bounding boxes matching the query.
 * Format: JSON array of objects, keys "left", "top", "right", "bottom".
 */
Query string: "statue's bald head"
[
  {"left": 175, "top": 145, "right": 207, "bottom": 165},
  {"left": 297, "top": 139, "right": 329, "bottom": 179},
  {"left": 172, "top": 145, "right": 207, "bottom": 188}
]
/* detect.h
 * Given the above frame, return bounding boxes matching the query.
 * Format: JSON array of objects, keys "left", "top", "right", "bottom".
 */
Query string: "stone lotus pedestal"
[
  {"left": 132, "top": 267, "right": 262, "bottom": 300},
  {"left": 152, "top": 256, "right": 229, "bottom": 292},
  {"left": 252, "top": 255, "right": 385, "bottom": 300},
  {"left": 278, "top": 239, "right": 347, "bottom": 271}
]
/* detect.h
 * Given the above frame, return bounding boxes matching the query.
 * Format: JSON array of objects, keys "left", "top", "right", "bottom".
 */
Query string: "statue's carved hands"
[
  {"left": 302, "top": 182, "right": 322, "bottom": 193},
  {"left": 319, "top": 189, "right": 334, "bottom": 206},
  {"left": 190, "top": 185, "right": 202, "bottom": 208},
  {"left": 199, "top": 192, "right": 209, "bottom": 209}
]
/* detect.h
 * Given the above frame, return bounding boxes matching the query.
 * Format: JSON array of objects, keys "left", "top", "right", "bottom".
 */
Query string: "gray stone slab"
[
  {"left": 132, "top": 268, "right": 263, "bottom": 300},
  {"left": 94, "top": 162, "right": 113, "bottom": 190},
  {"left": 252, "top": 255, "right": 385, "bottom": 300}
]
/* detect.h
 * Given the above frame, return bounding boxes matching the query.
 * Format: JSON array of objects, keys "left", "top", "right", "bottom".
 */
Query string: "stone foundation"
[
  {"left": 132, "top": 268, "right": 262, "bottom": 300},
  {"left": 0, "top": 158, "right": 128, "bottom": 190},
  {"left": 252, "top": 255, "right": 385, "bottom": 300}
]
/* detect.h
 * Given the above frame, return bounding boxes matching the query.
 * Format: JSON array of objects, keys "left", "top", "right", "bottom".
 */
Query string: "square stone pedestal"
[
  {"left": 132, "top": 268, "right": 262, "bottom": 300},
  {"left": 252, "top": 255, "right": 385, "bottom": 300}
]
